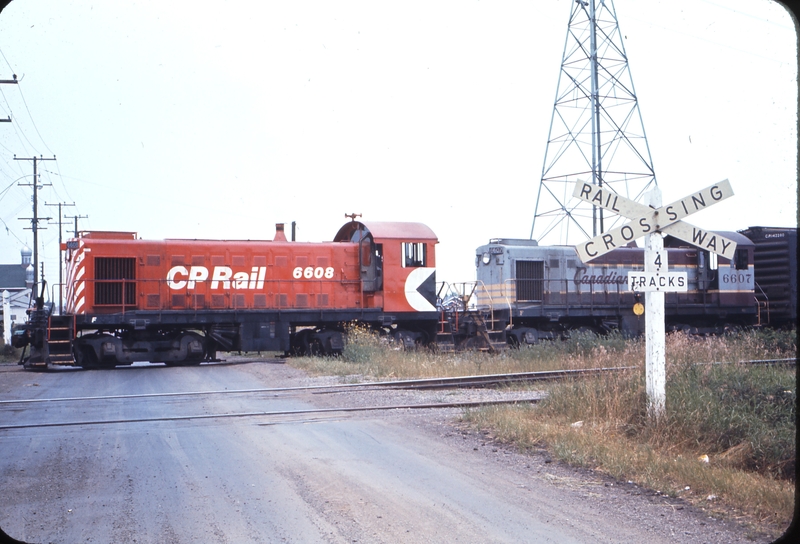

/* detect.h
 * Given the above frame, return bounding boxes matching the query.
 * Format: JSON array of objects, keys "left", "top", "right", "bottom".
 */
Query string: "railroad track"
[
  {"left": 0, "top": 397, "right": 540, "bottom": 431},
  {"left": 0, "top": 366, "right": 632, "bottom": 406},
  {"left": 1, "top": 360, "right": 791, "bottom": 431},
  {"left": 0, "top": 368, "right": 607, "bottom": 431}
]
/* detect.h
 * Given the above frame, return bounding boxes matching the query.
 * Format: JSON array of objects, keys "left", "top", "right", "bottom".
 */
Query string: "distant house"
[{"left": 1, "top": 247, "right": 34, "bottom": 339}]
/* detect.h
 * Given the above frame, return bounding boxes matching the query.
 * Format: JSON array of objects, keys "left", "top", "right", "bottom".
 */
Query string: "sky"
[{"left": 0, "top": 0, "right": 796, "bottom": 294}]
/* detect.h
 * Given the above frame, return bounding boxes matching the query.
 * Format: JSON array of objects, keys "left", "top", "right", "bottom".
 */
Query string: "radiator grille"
[
  {"left": 94, "top": 257, "right": 136, "bottom": 306},
  {"left": 516, "top": 260, "right": 544, "bottom": 302}
]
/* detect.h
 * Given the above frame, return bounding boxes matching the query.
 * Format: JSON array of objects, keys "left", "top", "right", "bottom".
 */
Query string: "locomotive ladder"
[
  {"left": 46, "top": 314, "right": 76, "bottom": 366},
  {"left": 467, "top": 311, "right": 507, "bottom": 353},
  {"left": 436, "top": 312, "right": 456, "bottom": 353}
]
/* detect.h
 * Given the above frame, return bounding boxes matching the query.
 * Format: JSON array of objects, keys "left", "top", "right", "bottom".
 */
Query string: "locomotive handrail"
[
  {"left": 472, "top": 280, "right": 506, "bottom": 331},
  {"left": 49, "top": 282, "right": 64, "bottom": 316},
  {"left": 501, "top": 278, "right": 518, "bottom": 327},
  {"left": 436, "top": 281, "right": 478, "bottom": 310},
  {"left": 753, "top": 280, "right": 770, "bottom": 325}
]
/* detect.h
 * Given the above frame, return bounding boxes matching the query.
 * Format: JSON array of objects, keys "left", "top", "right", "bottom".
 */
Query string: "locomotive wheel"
[
  {"left": 393, "top": 330, "right": 424, "bottom": 350},
  {"left": 306, "top": 338, "right": 324, "bottom": 357},
  {"left": 78, "top": 347, "right": 101, "bottom": 370}
]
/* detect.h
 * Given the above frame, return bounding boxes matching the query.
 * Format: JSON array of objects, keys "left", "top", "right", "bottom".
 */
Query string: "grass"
[
  {"left": 289, "top": 323, "right": 639, "bottom": 380},
  {"left": 287, "top": 326, "right": 797, "bottom": 533},
  {"left": 0, "top": 342, "right": 22, "bottom": 363},
  {"left": 462, "top": 330, "right": 796, "bottom": 533}
]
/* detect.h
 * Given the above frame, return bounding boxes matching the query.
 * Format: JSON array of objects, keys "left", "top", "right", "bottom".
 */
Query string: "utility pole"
[
  {"left": 0, "top": 73, "right": 17, "bottom": 122},
  {"left": 65, "top": 213, "right": 89, "bottom": 237},
  {"left": 47, "top": 202, "right": 75, "bottom": 315},
  {"left": 16, "top": 155, "right": 56, "bottom": 297}
]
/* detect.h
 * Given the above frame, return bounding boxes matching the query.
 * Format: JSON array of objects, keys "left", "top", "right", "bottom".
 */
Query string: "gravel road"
[{"left": 0, "top": 359, "right": 785, "bottom": 543}]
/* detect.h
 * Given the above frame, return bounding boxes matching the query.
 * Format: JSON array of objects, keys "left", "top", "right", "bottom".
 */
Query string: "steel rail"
[
  {"left": 703, "top": 357, "right": 796, "bottom": 366},
  {"left": 377, "top": 367, "right": 636, "bottom": 389},
  {"left": 0, "top": 367, "right": 633, "bottom": 405},
  {"left": 0, "top": 397, "right": 540, "bottom": 431}
]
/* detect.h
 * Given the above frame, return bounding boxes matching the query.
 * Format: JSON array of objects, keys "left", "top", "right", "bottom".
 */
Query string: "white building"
[{"left": 1, "top": 247, "right": 34, "bottom": 344}]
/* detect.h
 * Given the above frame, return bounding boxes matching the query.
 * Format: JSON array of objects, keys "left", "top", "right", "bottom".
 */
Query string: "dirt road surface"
[{"left": 0, "top": 359, "right": 782, "bottom": 543}]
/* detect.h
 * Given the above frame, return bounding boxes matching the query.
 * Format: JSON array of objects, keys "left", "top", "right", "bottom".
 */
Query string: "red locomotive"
[{"left": 16, "top": 219, "right": 440, "bottom": 369}]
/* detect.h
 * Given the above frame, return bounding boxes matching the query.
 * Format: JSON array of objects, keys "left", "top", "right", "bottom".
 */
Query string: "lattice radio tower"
[{"left": 530, "top": 0, "right": 658, "bottom": 244}]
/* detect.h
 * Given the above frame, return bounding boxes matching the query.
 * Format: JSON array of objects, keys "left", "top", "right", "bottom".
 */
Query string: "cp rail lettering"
[{"left": 167, "top": 265, "right": 269, "bottom": 290}]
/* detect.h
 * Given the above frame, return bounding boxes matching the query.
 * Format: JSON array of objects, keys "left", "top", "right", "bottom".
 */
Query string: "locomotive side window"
[
  {"left": 360, "top": 237, "right": 383, "bottom": 291},
  {"left": 734, "top": 249, "right": 748, "bottom": 270},
  {"left": 402, "top": 242, "right": 427, "bottom": 268},
  {"left": 361, "top": 242, "right": 372, "bottom": 266}
]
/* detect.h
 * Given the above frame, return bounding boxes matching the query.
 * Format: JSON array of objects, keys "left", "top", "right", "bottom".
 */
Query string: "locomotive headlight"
[{"left": 482, "top": 252, "right": 490, "bottom": 265}]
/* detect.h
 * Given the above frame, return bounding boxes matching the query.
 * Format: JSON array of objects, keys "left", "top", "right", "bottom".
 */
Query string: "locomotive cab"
[{"left": 334, "top": 220, "right": 438, "bottom": 315}]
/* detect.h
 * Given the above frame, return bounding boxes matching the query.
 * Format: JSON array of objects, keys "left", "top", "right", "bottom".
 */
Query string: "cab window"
[
  {"left": 402, "top": 242, "right": 426, "bottom": 268},
  {"left": 734, "top": 249, "right": 748, "bottom": 270}
]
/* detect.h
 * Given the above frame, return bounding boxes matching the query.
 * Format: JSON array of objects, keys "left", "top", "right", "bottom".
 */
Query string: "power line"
[
  {"left": 0, "top": 74, "right": 16, "bottom": 122},
  {"left": 14, "top": 82, "right": 56, "bottom": 157}
]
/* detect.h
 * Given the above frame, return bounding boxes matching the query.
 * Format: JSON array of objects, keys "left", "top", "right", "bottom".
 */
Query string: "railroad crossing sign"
[
  {"left": 572, "top": 180, "right": 736, "bottom": 262},
  {"left": 571, "top": 181, "right": 737, "bottom": 419}
]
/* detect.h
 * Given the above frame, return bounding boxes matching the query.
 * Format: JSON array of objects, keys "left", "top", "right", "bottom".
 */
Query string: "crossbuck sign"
[
  {"left": 572, "top": 180, "right": 736, "bottom": 263},
  {"left": 571, "top": 180, "right": 736, "bottom": 419}
]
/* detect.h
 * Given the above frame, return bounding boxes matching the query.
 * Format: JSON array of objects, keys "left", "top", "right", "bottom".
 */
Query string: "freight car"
[
  {"left": 468, "top": 230, "right": 762, "bottom": 346},
  {"left": 738, "top": 226, "right": 797, "bottom": 328},
  {"left": 13, "top": 220, "right": 444, "bottom": 369}
]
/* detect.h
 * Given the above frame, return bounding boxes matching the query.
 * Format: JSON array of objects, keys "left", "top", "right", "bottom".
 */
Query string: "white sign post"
[
  {"left": 571, "top": 180, "right": 735, "bottom": 419},
  {"left": 644, "top": 189, "right": 666, "bottom": 419}
]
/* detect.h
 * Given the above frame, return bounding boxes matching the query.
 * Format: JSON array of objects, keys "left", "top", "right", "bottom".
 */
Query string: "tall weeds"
[{"left": 461, "top": 329, "right": 796, "bottom": 528}]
